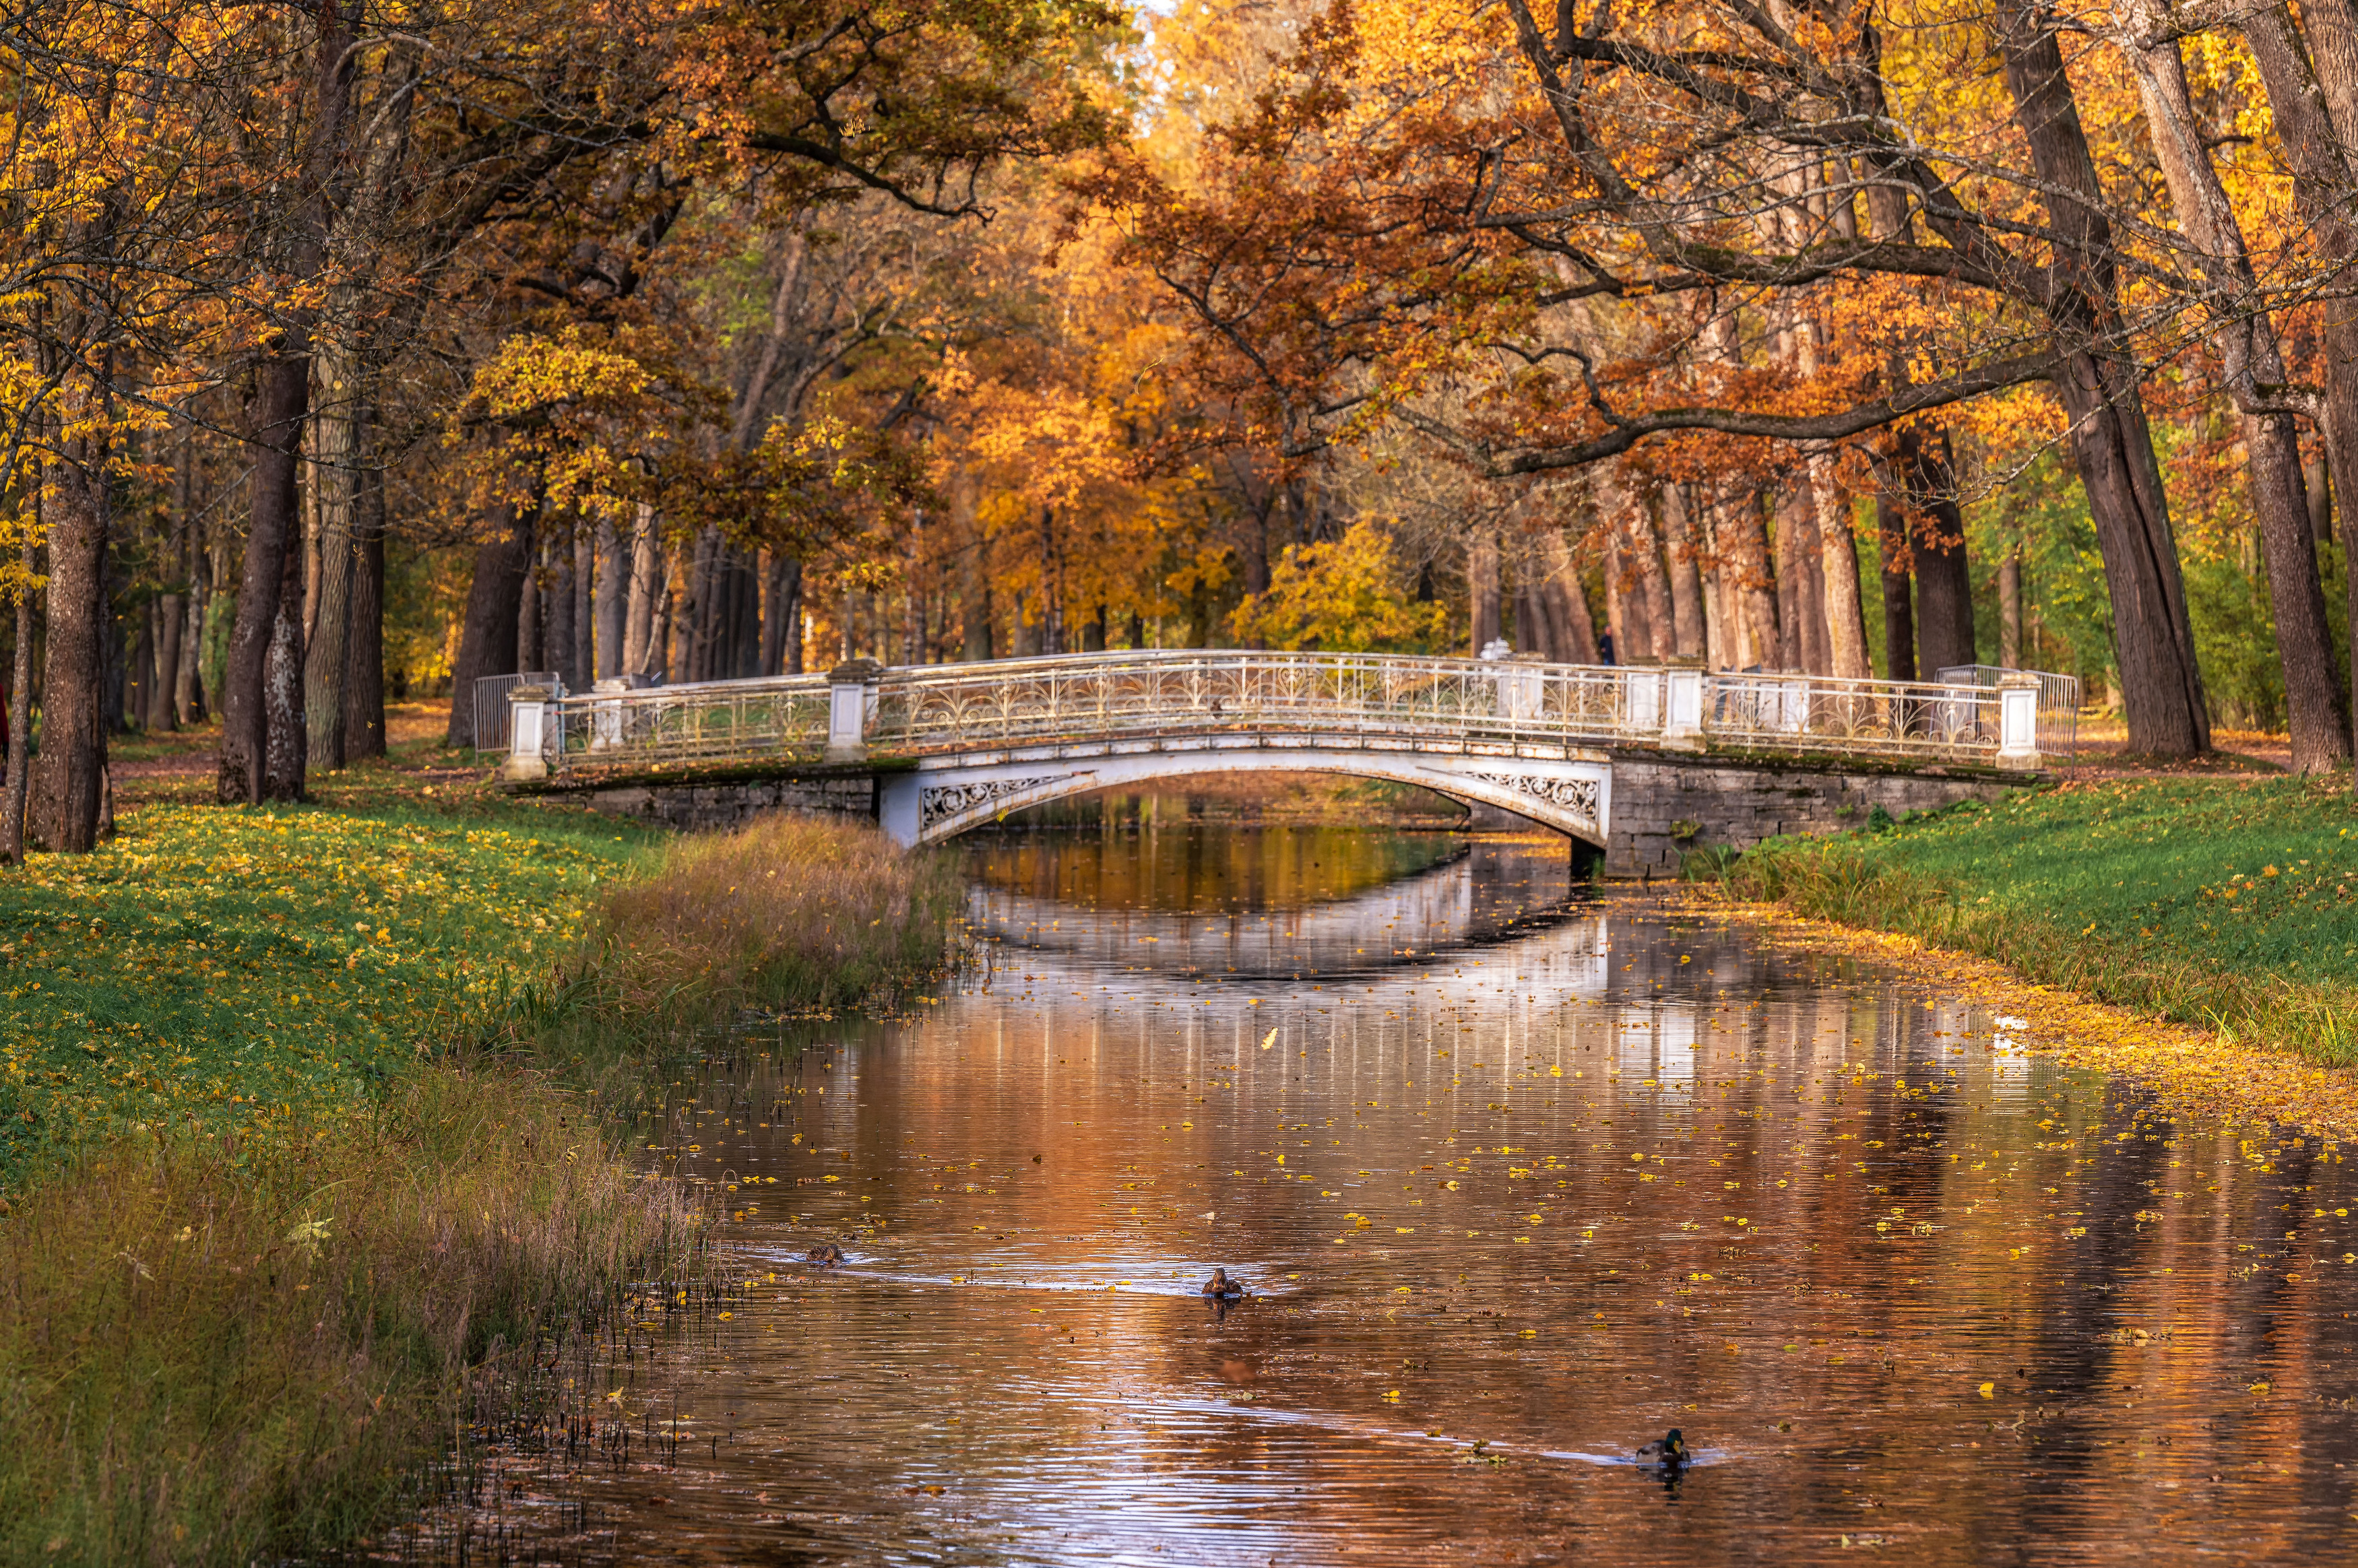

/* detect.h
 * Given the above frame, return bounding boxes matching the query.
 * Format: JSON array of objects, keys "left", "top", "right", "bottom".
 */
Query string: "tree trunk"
[
  {"left": 178, "top": 532, "right": 208, "bottom": 725},
  {"left": 3, "top": 512, "right": 33, "bottom": 863},
  {"left": 652, "top": 551, "right": 677, "bottom": 679},
  {"left": 1897, "top": 428, "right": 1976, "bottom": 676},
  {"left": 1773, "top": 482, "right": 1813, "bottom": 672},
  {"left": 443, "top": 504, "right": 534, "bottom": 746},
  {"left": 1997, "top": 5, "right": 2209, "bottom": 754},
  {"left": 2120, "top": 0, "right": 2348, "bottom": 769},
  {"left": 1628, "top": 484, "right": 1676, "bottom": 657},
  {"left": 343, "top": 453, "right": 385, "bottom": 759},
  {"left": 595, "top": 516, "right": 625, "bottom": 680},
  {"left": 548, "top": 540, "right": 577, "bottom": 690},
  {"left": 32, "top": 456, "right": 106, "bottom": 851},
  {"left": 1661, "top": 485, "right": 1707, "bottom": 657},
  {"left": 623, "top": 503, "right": 658, "bottom": 676},
  {"left": 1468, "top": 527, "right": 1501, "bottom": 654},
  {"left": 1539, "top": 529, "right": 1599, "bottom": 662},
  {"left": 516, "top": 542, "right": 543, "bottom": 674},
  {"left": 217, "top": 9, "right": 357, "bottom": 801},
  {"left": 220, "top": 359, "right": 308, "bottom": 802},
  {"left": 1875, "top": 492, "right": 1917, "bottom": 683},
  {"left": 303, "top": 344, "right": 358, "bottom": 772},
  {"left": 2000, "top": 551, "right": 2025, "bottom": 667},
  {"left": 152, "top": 591, "right": 181, "bottom": 731},
  {"left": 1810, "top": 459, "right": 1873, "bottom": 679},
  {"left": 263, "top": 521, "right": 307, "bottom": 801},
  {"left": 1722, "top": 488, "right": 1781, "bottom": 669},
  {"left": 2243, "top": 410, "right": 2349, "bottom": 767},
  {"left": 2236, "top": 0, "right": 2358, "bottom": 765}
]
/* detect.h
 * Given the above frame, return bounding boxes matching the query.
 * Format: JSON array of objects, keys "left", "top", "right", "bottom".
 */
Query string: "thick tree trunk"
[
  {"left": 623, "top": 504, "right": 658, "bottom": 676},
  {"left": 1811, "top": 464, "right": 1872, "bottom": 680},
  {"left": 778, "top": 556, "right": 804, "bottom": 674},
  {"left": 516, "top": 545, "right": 543, "bottom": 674},
  {"left": 1722, "top": 488, "right": 1781, "bottom": 669},
  {"left": 2243, "top": 410, "right": 2349, "bottom": 768},
  {"left": 32, "top": 457, "right": 106, "bottom": 851},
  {"left": 1789, "top": 312, "right": 1873, "bottom": 679},
  {"left": 443, "top": 504, "right": 534, "bottom": 746},
  {"left": 1998, "top": 7, "right": 2210, "bottom": 754},
  {"left": 303, "top": 348, "right": 358, "bottom": 772},
  {"left": 1539, "top": 529, "right": 1599, "bottom": 662},
  {"left": 151, "top": 592, "right": 181, "bottom": 731},
  {"left": 2000, "top": 552, "right": 2025, "bottom": 667},
  {"left": 652, "top": 554, "right": 677, "bottom": 679},
  {"left": 548, "top": 543, "right": 577, "bottom": 690},
  {"left": 343, "top": 456, "right": 385, "bottom": 759},
  {"left": 1875, "top": 494, "right": 1917, "bottom": 683},
  {"left": 263, "top": 523, "right": 306, "bottom": 801},
  {"left": 220, "top": 358, "right": 308, "bottom": 802},
  {"left": 595, "top": 517, "right": 625, "bottom": 680},
  {"left": 1773, "top": 482, "right": 1814, "bottom": 672},
  {"left": 2236, "top": 0, "right": 2358, "bottom": 766},
  {"left": 1661, "top": 485, "right": 1707, "bottom": 657},
  {"left": 1468, "top": 527, "right": 1501, "bottom": 654},
  {"left": 1893, "top": 428, "right": 1976, "bottom": 676},
  {"left": 2121, "top": 0, "right": 2347, "bottom": 768},
  {"left": 3, "top": 516, "right": 33, "bottom": 863},
  {"left": 217, "top": 9, "right": 356, "bottom": 801},
  {"left": 560, "top": 526, "right": 586, "bottom": 686},
  {"left": 757, "top": 550, "right": 790, "bottom": 674},
  {"left": 1628, "top": 487, "right": 1675, "bottom": 657}
]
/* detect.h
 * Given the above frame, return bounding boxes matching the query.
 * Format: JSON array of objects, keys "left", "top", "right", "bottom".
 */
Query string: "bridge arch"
[{"left": 874, "top": 744, "right": 1612, "bottom": 848}]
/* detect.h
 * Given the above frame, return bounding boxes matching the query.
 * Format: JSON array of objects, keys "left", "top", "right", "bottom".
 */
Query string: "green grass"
[{"left": 1712, "top": 775, "right": 2358, "bottom": 1064}]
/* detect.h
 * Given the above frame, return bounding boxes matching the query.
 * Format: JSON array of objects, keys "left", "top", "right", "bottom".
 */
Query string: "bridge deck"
[{"left": 498, "top": 649, "right": 2059, "bottom": 785}]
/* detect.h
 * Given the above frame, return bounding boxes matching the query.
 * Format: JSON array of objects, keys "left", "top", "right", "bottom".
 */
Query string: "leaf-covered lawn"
[{"left": 0, "top": 799, "right": 658, "bottom": 1182}]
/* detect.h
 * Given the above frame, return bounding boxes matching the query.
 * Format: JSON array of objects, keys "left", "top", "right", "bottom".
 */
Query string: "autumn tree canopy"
[{"left": 5, "top": 0, "right": 2358, "bottom": 854}]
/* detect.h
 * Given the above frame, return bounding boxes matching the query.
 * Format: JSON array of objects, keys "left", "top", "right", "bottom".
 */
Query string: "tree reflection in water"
[{"left": 395, "top": 823, "right": 2358, "bottom": 1566}]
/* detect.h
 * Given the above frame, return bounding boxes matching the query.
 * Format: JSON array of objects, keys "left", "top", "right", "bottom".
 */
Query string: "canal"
[{"left": 429, "top": 822, "right": 2358, "bottom": 1563}]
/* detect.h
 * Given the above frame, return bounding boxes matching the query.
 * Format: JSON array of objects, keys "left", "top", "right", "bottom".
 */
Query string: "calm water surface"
[{"left": 451, "top": 824, "right": 2358, "bottom": 1564}]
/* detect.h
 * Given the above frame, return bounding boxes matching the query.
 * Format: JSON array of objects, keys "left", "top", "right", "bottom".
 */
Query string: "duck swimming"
[
  {"left": 1636, "top": 1429, "right": 1690, "bottom": 1468},
  {"left": 1200, "top": 1268, "right": 1246, "bottom": 1300},
  {"left": 805, "top": 1243, "right": 847, "bottom": 1266}
]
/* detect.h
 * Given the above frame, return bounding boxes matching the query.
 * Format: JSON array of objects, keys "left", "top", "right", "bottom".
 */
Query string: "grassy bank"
[
  {"left": 0, "top": 769, "right": 959, "bottom": 1564},
  {"left": 1709, "top": 775, "right": 2358, "bottom": 1066}
]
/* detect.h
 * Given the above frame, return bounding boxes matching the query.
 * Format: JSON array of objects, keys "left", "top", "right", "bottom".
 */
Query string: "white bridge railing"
[{"left": 498, "top": 649, "right": 2056, "bottom": 781}]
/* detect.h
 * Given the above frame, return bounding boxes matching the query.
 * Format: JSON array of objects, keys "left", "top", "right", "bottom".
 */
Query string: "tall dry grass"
[
  {"left": 0, "top": 1062, "right": 695, "bottom": 1565},
  {"left": 522, "top": 814, "right": 963, "bottom": 1072}
]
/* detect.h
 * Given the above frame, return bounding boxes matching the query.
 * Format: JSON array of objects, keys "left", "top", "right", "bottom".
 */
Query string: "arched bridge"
[{"left": 497, "top": 651, "right": 2054, "bottom": 873}]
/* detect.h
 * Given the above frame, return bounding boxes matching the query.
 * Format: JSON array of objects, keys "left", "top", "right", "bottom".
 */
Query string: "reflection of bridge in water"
[
  {"left": 971, "top": 840, "right": 1583, "bottom": 984},
  {"left": 500, "top": 650, "right": 2058, "bottom": 874}
]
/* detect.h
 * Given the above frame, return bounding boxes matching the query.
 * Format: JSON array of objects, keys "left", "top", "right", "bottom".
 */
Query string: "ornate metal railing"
[
  {"left": 501, "top": 649, "right": 2057, "bottom": 781},
  {"left": 539, "top": 674, "right": 832, "bottom": 769}
]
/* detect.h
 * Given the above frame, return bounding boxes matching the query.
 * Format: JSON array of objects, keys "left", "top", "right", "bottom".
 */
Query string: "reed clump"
[
  {"left": 0, "top": 1059, "right": 695, "bottom": 1566},
  {"left": 532, "top": 814, "right": 962, "bottom": 1066},
  {"left": 1707, "top": 777, "right": 2358, "bottom": 1067}
]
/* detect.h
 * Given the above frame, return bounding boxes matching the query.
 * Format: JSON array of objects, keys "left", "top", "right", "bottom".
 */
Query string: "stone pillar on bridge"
[
  {"left": 1996, "top": 672, "right": 2041, "bottom": 770},
  {"left": 826, "top": 658, "right": 884, "bottom": 762},
  {"left": 499, "top": 684, "right": 553, "bottom": 783},
  {"left": 1661, "top": 659, "right": 1705, "bottom": 750}
]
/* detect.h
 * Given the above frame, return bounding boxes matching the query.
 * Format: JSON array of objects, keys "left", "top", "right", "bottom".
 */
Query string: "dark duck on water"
[
  {"left": 1636, "top": 1430, "right": 1690, "bottom": 1469},
  {"left": 1200, "top": 1268, "right": 1246, "bottom": 1300},
  {"left": 806, "top": 1243, "right": 848, "bottom": 1266}
]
